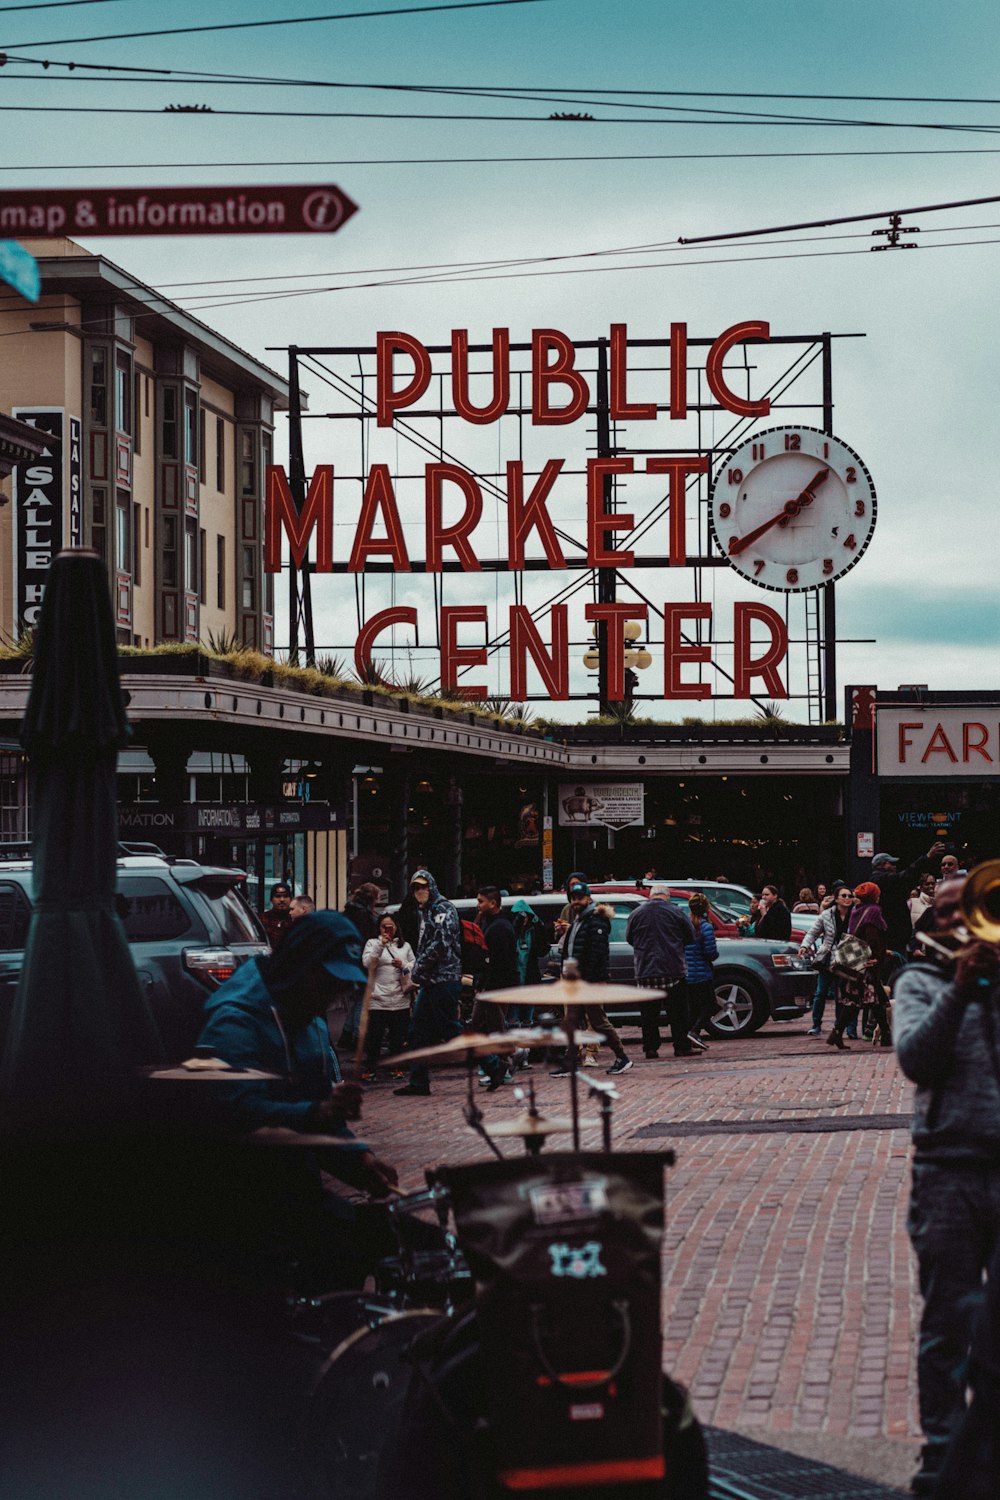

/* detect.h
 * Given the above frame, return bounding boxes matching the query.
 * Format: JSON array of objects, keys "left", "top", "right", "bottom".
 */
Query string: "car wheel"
[{"left": 706, "top": 975, "right": 768, "bottom": 1038}]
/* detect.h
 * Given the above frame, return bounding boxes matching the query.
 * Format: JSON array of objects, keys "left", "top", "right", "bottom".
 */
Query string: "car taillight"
[{"left": 183, "top": 947, "right": 239, "bottom": 989}]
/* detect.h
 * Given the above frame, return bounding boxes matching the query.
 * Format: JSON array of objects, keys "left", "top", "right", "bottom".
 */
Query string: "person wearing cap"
[
  {"left": 394, "top": 868, "right": 462, "bottom": 1097},
  {"left": 555, "top": 880, "right": 634, "bottom": 1075},
  {"left": 871, "top": 843, "right": 947, "bottom": 956},
  {"left": 261, "top": 881, "right": 293, "bottom": 948}
]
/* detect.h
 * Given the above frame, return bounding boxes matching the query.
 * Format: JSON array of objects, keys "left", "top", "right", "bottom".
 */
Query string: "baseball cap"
[
  {"left": 567, "top": 880, "right": 591, "bottom": 898},
  {"left": 871, "top": 852, "right": 898, "bottom": 867},
  {"left": 321, "top": 944, "right": 367, "bottom": 984}
]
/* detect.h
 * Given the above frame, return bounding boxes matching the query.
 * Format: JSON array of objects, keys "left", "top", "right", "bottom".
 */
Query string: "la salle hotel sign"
[{"left": 264, "top": 322, "right": 874, "bottom": 702}]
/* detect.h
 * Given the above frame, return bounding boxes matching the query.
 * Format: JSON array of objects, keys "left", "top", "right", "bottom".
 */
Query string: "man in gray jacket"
[
  {"left": 894, "top": 877, "right": 1000, "bottom": 1495},
  {"left": 626, "top": 885, "right": 696, "bottom": 1059}
]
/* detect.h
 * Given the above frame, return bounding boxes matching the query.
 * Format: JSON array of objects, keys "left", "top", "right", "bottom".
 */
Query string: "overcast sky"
[{"left": 2, "top": 0, "right": 999, "bottom": 719}]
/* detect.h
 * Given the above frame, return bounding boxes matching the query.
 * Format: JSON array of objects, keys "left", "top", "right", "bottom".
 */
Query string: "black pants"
[
  {"left": 638, "top": 978, "right": 688, "bottom": 1055},
  {"left": 687, "top": 980, "right": 715, "bottom": 1037},
  {"left": 364, "top": 1008, "right": 410, "bottom": 1070}
]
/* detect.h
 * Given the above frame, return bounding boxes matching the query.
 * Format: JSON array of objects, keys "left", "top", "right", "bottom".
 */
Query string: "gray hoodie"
[{"left": 894, "top": 959, "right": 1000, "bottom": 1162}]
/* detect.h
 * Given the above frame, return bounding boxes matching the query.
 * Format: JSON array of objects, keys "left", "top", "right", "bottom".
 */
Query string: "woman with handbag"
[
  {"left": 827, "top": 881, "right": 892, "bottom": 1050},
  {"left": 361, "top": 914, "right": 416, "bottom": 1081}
]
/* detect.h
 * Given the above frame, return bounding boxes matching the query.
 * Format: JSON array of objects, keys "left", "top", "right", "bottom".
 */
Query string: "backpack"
[{"left": 460, "top": 918, "right": 489, "bottom": 978}]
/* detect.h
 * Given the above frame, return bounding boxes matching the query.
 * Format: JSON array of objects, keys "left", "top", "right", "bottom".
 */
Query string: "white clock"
[{"left": 709, "top": 425, "right": 877, "bottom": 592}]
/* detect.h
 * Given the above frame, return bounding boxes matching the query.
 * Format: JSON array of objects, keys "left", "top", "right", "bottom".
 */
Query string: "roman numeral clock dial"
[{"left": 709, "top": 426, "right": 877, "bottom": 591}]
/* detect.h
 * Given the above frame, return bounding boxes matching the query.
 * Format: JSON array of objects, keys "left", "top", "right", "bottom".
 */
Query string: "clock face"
[{"left": 710, "top": 425, "right": 877, "bottom": 592}]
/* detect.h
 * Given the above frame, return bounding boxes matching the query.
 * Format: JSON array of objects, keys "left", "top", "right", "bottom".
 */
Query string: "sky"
[{"left": 1, "top": 0, "right": 999, "bottom": 719}]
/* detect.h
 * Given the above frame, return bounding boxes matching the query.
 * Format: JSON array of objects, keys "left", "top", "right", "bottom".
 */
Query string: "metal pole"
[
  {"left": 822, "top": 334, "right": 837, "bottom": 724},
  {"left": 286, "top": 349, "right": 316, "bottom": 667},
  {"left": 595, "top": 339, "right": 615, "bottom": 717}
]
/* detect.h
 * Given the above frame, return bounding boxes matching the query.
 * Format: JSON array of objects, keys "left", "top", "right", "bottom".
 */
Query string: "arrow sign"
[
  {"left": 0, "top": 184, "right": 358, "bottom": 238},
  {"left": 0, "top": 240, "right": 40, "bottom": 302}
]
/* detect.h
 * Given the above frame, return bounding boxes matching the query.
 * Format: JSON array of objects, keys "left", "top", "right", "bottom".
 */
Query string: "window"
[
  {"left": 0, "top": 882, "right": 32, "bottom": 951},
  {"left": 184, "top": 391, "right": 197, "bottom": 469},
  {"left": 162, "top": 386, "right": 178, "bottom": 459},
  {"left": 90, "top": 347, "right": 107, "bottom": 426},
  {"left": 162, "top": 515, "right": 177, "bottom": 586},
  {"left": 216, "top": 417, "right": 225, "bottom": 491},
  {"left": 242, "top": 544, "right": 255, "bottom": 609},
  {"left": 199, "top": 526, "right": 206, "bottom": 604},
  {"left": 115, "top": 351, "right": 132, "bottom": 436},
  {"left": 240, "top": 430, "right": 256, "bottom": 496},
  {"left": 115, "top": 492, "right": 130, "bottom": 574},
  {"left": 133, "top": 371, "right": 142, "bottom": 454},
  {"left": 185, "top": 520, "right": 197, "bottom": 595},
  {"left": 92, "top": 487, "right": 106, "bottom": 560},
  {"left": 115, "top": 877, "right": 193, "bottom": 941},
  {"left": 216, "top": 534, "right": 226, "bottom": 609},
  {"left": 132, "top": 501, "right": 141, "bottom": 586},
  {"left": 198, "top": 407, "right": 206, "bottom": 485}
]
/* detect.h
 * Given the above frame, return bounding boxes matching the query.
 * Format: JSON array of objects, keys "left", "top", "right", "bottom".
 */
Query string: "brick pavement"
[{"left": 359, "top": 1023, "right": 923, "bottom": 1466}]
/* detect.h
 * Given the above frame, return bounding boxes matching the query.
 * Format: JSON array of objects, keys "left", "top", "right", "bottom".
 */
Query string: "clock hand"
[{"left": 727, "top": 468, "right": 830, "bottom": 558}]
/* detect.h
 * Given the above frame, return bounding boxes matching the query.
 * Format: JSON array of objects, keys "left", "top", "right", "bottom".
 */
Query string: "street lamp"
[{"left": 583, "top": 619, "right": 652, "bottom": 712}]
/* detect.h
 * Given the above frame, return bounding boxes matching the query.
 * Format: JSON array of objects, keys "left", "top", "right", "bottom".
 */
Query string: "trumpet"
[{"left": 915, "top": 860, "right": 1000, "bottom": 968}]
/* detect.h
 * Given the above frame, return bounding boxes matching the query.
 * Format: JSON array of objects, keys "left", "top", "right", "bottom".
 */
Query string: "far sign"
[
  {"left": 0, "top": 184, "right": 358, "bottom": 238},
  {"left": 0, "top": 240, "right": 40, "bottom": 302},
  {"left": 559, "top": 782, "right": 645, "bottom": 831}
]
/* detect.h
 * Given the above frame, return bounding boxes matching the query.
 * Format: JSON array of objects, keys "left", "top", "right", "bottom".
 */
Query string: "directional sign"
[
  {"left": 0, "top": 184, "right": 359, "bottom": 239},
  {"left": 0, "top": 240, "right": 40, "bottom": 302}
]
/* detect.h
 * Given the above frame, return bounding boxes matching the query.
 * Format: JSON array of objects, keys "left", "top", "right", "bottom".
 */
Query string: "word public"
[{"left": 265, "top": 321, "right": 787, "bottom": 700}]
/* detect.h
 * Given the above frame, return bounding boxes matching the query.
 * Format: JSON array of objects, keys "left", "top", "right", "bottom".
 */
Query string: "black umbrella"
[{"left": 0, "top": 549, "right": 163, "bottom": 1121}]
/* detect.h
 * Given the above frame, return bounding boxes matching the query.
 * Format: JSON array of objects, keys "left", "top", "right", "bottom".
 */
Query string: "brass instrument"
[{"left": 916, "top": 860, "right": 1000, "bottom": 967}]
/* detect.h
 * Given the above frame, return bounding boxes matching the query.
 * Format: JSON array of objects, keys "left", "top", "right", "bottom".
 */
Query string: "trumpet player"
[{"left": 893, "top": 874, "right": 1000, "bottom": 1497}]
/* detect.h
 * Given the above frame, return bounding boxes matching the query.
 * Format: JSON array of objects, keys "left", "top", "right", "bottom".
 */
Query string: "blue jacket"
[
  {"left": 196, "top": 955, "right": 367, "bottom": 1149},
  {"left": 410, "top": 868, "right": 462, "bottom": 986},
  {"left": 685, "top": 918, "right": 719, "bottom": 984}
]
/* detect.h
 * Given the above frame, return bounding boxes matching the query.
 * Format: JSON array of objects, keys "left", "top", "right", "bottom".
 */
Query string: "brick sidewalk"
[{"left": 359, "top": 1023, "right": 922, "bottom": 1463}]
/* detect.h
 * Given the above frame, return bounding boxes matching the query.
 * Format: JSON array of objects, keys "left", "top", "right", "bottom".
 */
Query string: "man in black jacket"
[
  {"left": 626, "top": 885, "right": 697, "bottom": 1058},
  {"left": 556, "top": 880, "right": 632, "bottom": 1076},
  {"left": 472, "top": 887, "right": 518, "bottom": 1091},
  {"left": 872, "top": 843, "right": 946, "bottom": 954}
]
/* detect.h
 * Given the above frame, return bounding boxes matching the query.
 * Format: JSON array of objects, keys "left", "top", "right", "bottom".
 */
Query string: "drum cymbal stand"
[
  {"left": 584, "top": 1075, "right": 619, "bottom": 1152},
  {"left": 511, "top": 1077, "right": 546, "bottom": 1156},
  {"left": 462, "top": 1053, "right": 505, "bottom": 1161}
]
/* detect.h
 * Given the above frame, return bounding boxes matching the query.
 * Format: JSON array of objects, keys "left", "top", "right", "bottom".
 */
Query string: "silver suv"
[
  {"left": 0, "top": 854, "right": 270, "bottom": 1062},
  {"left": 452, "top": 891, "right": 813, "bottom": 1039}
]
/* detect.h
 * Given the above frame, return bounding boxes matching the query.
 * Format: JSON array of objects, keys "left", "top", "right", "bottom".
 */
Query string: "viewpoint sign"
[{"left": 0, "top": 184, "right": 359, "bottom": 238}]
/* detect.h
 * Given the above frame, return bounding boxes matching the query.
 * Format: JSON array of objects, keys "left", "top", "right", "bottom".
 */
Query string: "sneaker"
[
  {"left": 390, "top": 1070, "right": 407, "bottom": 1080},
  {"left": 644, "top": 1051, "right": 660, "bottom": 1060},
  {"left": 844, "top": 1029, "right": 858, "bottom": 1040},
  {"left": 807, "top": 1027, "right": 822, "bottom": 1037},
  {"left": 686, "top": 1033, "right": 709, "bottom": 1051},
  {"left": 607, "top": 1055, "right": 633, "bottom": 1075},
  {"left": 393, "top": 1083, "right": 431, "bottom": 1097},
  {"left": 549, "top": 1068, "right": 571, "bottom": 1078},
  {"left": 360, "top": 1069, "right": 377, "bottom": 1083},
  {"left": 582, "top": 1055, "right": 599, "bottom": 1068}
]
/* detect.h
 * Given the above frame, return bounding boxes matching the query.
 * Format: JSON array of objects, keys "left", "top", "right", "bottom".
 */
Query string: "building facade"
[{"left": 0, "top": 238, "right": 287, "bottom": 649}]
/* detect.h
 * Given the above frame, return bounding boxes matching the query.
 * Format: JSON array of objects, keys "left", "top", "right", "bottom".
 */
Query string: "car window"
[
  {"left": 610, "top": 900, "right": 640, "bottom": 944},
  {"left": 210, "top": 888, "right": 267, "bottom": 944},
  {"left": 116, "top": 877, "right": 194, "bottom": 941},
  {"left": 0, "top": 881, "right": 32, "bottom": 950}
]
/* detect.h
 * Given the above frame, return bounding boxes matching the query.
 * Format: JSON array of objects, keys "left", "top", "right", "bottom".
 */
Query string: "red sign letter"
[
  {"left": 663, "top": 602, "right": 712, "bottom": 699},
  {"left": 585, "top": 602, "right": 647, "bottom": 702},
  {"left": 587, "top": 458, "right": 634, "bottom": 567},
  {"left": 376, "top": 330, "right": 431, "bottom": 427},
  {"left": 645, "top": 454, "right": 709, "bottom": 566},
  {"left": 510, "top": 605, "right": 569, "bottom": 700},
  {"left": 706, "top": 320, "right": 771, "bottom": 418},
  {"left": 349, "top": 464, "right": 411, "bottom": 572},
  {"left": 264, "top": 464, "right": 333, "bottom": 573},
  {"left": 425, "top": 463, "right": 483, "bottom": 571},
  {"left": 354, "top": 606, "right": 417, "bottom": 684},
  {"left": 452, "top": 327, "right": 510, "bottom": 424},
  {"left": 610, "top": 323, "right": 655, "bottom": 421},
  {"left": 507, "top": 459, "right": 566, "bottom": 570},
  {"left": 440, "top": 605, "right": 488, "bottom": 699},
  {"left": 921, "top": 724, "right": 958, "bottom": 763},
  {"left": 963, "top": 722, "right": 993, "bottom": 762},
  {"left": 670, "top": 322, "right": 688, "bottom": 420},
  {"left": 898, "top": 722, "right": 923, "bottom": 763},
  {"left": 532, "top": 328, "right": 589, "bottom": 425},
  {"left": 733, "top": 600, "right": 788, "bottom": 698}
]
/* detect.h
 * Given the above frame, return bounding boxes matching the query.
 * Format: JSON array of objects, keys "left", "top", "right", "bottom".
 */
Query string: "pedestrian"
[
  {"left": 751, "top": 885, "right": 792, "bottom": 941},
  {"left": 792, "top": 887, "right": 820, "bottom": 914},
  {"left": 260, "top": 881, "right": 293, "bottom": 948},
  {"left": 870, "top": 843, "right": 947, "bottom": 956},
  {"left": 826, "top": 880, "right": 891, "bottom": 1049},
  {"left": 290, "top": 893, "right": 316, "bottom": 921},
  {"left": 343, "top": 882, "right": 380, "bottom": 944},
  {"left": 361, "top": 913, "right": 415, "bottom": 1083},
  {"left": 470, "top": 887, "right": 518, "bottom": 1091},
  {"left": 509, "top": 897, "right": 549, "bottom": 1024},
  {"left": 800, "top": 885, "right": 856, "bottom": 1036},
  {"left": 908, "top": 873, "right": 936, "bottom": 927},
  {"left": 625, "top": 884, "right": 696, "bottom": 1060},
  {"left": 554, "top": 879, "right": 633, "bottom": 1075},
  {"left": 893, "top": 876, "right": 1000, "bottom": 1496},
  {"left": 394, "top": 869, "right": 462, "bottom": 1097},
  {"left": 685, "top": 893, "right": 719, "bottom": 1047}
]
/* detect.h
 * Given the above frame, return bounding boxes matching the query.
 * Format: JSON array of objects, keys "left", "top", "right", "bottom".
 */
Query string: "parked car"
[
  {"left": 0, "top": 853, "right": 270, "bottom": 1062},
  {"left": 450, "top": 891, "right": 814, "bottom": 1039}
]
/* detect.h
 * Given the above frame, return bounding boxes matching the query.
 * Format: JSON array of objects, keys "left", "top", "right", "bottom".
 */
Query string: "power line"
[
  {"left": 0, "top": 0, "right": 127, "bottom": 11},
  {"left": 1, "top": 0, "right": 559, "bottom": 49}
]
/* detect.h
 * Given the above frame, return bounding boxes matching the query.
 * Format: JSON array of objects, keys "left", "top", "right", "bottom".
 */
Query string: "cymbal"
[
  {"left": 384, "top": 1027, "right": 606, "bottom": 1069},
  {"left": 483, "top": 1113, "right": 601, "bottom": 1139},
  {"left": 244, "top": 1127, "right": 368, "bottom": 1149},
  {"left": 477, "top": 978, "right": 662, "bottom": 1007},
  {"left": 142, "top": 1057, "right": 284, "bottom": 1080}
]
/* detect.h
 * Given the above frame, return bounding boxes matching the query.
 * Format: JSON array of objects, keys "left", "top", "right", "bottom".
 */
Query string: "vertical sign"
[
  {"left": 12, "top": 408, "right": 62, "bottom": 634},
  {"left": 68, "top": 415, "right": 82, "bottom": 547},
  {"left": 542, "top": 814, "right": 553, "bottom": 891}
]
